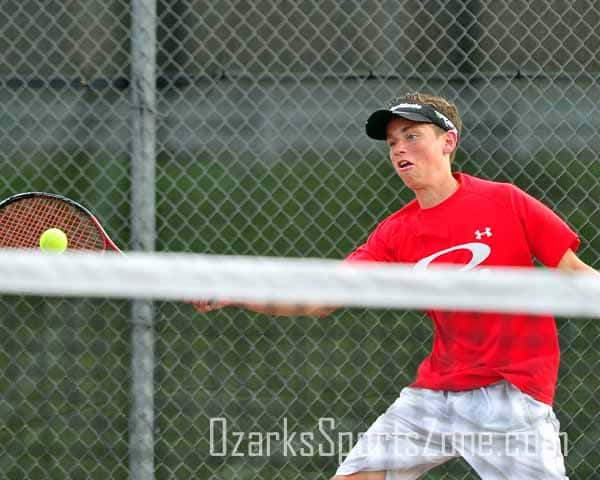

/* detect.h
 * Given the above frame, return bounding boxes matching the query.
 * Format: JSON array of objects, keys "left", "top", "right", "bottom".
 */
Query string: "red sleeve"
[
  {"left": 345, "top": 219, "right": 396, "bottom": 263},
  {"left": 511, "top": 185, "right": 580, "bottom": 267}
]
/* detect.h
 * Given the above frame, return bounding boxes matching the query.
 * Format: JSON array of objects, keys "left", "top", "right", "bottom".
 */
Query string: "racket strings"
[{"left": 0, "top": 197, "right": 105, "bottom": 250}]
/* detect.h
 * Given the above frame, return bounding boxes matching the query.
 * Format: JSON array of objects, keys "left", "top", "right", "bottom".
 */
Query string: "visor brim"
[{"left": 365, "top": 109, "right": 434, "bottom": 140}]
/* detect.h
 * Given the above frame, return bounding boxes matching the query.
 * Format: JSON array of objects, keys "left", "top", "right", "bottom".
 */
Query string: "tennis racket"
[
  {"left": 0, "top": 191, "right": 121, "bottom": 252},
  {"left": 0, "top": 191, "right": 226, "bottom": 310}
]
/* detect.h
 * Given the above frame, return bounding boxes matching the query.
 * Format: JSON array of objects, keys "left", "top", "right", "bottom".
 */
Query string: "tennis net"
[
  {"left": 1, "top": 249, "right": 599, "bottom": 479},
  {"left": 0, "top": 249, "right": 599, "bottom": 316}
]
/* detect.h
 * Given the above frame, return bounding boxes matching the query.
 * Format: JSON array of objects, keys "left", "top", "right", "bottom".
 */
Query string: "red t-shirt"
[{"left": 346, "top": 173, "right": 580, "bottom": 405}]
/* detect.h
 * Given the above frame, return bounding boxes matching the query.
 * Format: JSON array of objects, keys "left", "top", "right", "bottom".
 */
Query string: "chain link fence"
[{"left": 1, "top": 1, "right": 600, "bottom": 478}]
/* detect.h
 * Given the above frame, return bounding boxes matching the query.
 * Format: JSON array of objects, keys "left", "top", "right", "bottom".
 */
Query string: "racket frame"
[{"left": 0, "top": 191, "right": 122, "bottom": 253}]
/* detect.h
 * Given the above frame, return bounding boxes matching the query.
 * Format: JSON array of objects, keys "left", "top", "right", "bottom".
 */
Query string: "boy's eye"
[{"left": 406, "top": 133, "right": 418, "bottom": 141}]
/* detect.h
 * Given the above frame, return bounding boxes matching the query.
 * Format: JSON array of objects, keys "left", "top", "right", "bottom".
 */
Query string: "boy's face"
[{"left": 385, "top": 116, "right": 455, "bottom": 190}]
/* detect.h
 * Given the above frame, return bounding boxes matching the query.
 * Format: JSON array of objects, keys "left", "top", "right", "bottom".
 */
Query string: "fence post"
[{"left": 129, "top": 0, "right": 157, "bottom": 479}]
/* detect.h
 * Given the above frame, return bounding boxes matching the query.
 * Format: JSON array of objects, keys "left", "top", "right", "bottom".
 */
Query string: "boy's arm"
[{"left": 557, "top": 249, "right": 598, "bottom": 275}]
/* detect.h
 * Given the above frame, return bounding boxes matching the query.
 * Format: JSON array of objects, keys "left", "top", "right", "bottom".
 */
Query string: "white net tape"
[{"left": 1, "top": 249, "right": 598, "bottom": 317}]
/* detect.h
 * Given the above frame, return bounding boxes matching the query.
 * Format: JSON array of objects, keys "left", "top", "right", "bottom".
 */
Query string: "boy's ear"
[{"left": 443, "top": 130, "right": 458, "bottom": 155}]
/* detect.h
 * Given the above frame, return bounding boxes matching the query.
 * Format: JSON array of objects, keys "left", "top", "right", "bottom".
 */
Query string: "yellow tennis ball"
[{"left": 39, "top": 228, "right": 68, "bottom": 253}]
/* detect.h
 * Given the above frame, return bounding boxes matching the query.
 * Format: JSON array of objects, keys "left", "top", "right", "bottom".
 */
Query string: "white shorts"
[{"left": 335, "top": 381, "right": 568, "bottom": 479}]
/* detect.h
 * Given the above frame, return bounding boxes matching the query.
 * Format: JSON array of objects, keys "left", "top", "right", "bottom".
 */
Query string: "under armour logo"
[{"left": 474, "top": 227, "right": 492, "bottom": 240}]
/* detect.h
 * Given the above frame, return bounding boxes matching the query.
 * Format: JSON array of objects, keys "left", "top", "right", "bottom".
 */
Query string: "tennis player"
[{"left": 195, "top": 92, "right": 596, "bottom": 479}]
